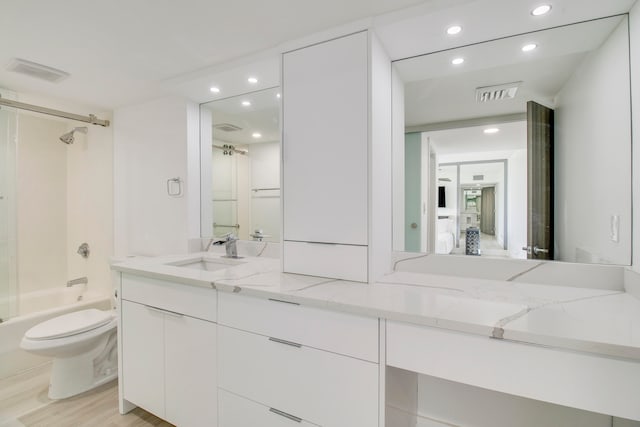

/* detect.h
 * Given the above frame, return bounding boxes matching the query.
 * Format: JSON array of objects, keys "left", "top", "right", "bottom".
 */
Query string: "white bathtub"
[{"left": 0, "top": 287, "right": 112, "bottom": 379}]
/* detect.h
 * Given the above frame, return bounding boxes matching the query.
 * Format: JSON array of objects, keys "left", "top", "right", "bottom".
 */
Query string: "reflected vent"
[
  {"left": 473, "top": 175, "right": 484, "bottom": 181},
  {"left": 214, "top": 123, "right": 242, "bottom": 132},
  {"left": 7, "top": 58, "right": 70, "bottom": 83},
  {"left": 476, "top": 82, "right": 521, "bottom": 102}
]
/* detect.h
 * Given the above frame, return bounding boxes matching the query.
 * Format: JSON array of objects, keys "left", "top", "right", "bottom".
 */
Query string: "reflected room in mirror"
[
  {"left": 393, "top": 15, "right": 631, "bottom": 265},
  {"left": 200, "top": 87, "right": 281, "bottom": 242}
]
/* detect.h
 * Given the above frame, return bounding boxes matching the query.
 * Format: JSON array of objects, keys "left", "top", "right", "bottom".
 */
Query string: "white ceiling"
[
  {"left": 398, "top": 15, "right": 625, "bottom": 127},
  {"left": 0, "top": 0, "right": 426, "bottom": 109},
  {"left": 428, "top": 121, "right": 527, "bottom": 158},
  {"left": 0, "top": 0, "right": 635, "bottom": 112}
]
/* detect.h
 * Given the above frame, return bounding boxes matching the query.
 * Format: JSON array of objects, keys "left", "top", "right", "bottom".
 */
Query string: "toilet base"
[{"left": 49, "top": 329, "right": 117, "bottom": 399}]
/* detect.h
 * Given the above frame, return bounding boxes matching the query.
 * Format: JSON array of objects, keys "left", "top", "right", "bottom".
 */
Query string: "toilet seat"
[{"left": 25, "top": 309, "right": 114, "bottom": 340}]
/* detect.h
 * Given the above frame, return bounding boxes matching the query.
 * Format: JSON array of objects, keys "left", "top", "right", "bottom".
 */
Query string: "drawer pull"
[
  {"left": 268, "top": 337, "right": 302, "bottom": 348},
  {"left": 268, "top": 298, "right": 300, "bottom": 306},
  {"left": 269, "top": 407, "right": 302, "bottom": 423},
  {"left": 146, "top": 305, "right": 184, "bottom": 318}
]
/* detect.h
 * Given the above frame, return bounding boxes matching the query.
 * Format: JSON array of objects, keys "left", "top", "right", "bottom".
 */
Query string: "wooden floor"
[{"left": 0, "top": 363, "right": 173, "bottom": 427}]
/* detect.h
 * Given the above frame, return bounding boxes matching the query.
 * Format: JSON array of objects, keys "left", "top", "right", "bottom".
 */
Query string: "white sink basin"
[{"left": 166, "top": 256, "right": 245, "bottom": 272}]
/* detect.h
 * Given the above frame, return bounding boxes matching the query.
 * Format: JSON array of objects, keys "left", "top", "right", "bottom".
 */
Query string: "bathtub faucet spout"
[{"left": 66, "top": 277, "right": 88, "bottom": 287}]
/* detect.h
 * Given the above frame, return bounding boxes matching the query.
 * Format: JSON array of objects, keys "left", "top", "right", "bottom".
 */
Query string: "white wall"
[
  {"left": 508, "top": 149, "right": 527, "bottom": 258},
  {"left": 114, "top": 95, "right": 199, "bottom": 256},
  {"left": 392, "top": 67, "right": 405, "bottom": 251},
  {"left": 554, "top": 19, "right": 632, "bottom": 265},
  {"left": 631, "top": 1, "right": 640, "bottom": 272}
]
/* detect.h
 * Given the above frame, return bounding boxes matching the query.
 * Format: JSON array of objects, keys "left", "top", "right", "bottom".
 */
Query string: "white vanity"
[{"left": 112, "top": 252, "right": 640, "bottom": 427}]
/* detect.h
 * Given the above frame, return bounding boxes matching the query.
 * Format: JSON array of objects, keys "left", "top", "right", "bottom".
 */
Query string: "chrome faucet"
[{"left": 223, "top": 233, "right": 238, "bottom": 258}]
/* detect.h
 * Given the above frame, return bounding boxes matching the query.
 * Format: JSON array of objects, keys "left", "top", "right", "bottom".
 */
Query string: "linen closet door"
[{"left": 282, "top": 32, "right": 368, "bottom": 246}]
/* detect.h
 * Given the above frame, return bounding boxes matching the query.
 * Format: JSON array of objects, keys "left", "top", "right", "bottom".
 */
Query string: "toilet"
[{"left": 20, "top": 308, "right": 118, "bottom": 399}]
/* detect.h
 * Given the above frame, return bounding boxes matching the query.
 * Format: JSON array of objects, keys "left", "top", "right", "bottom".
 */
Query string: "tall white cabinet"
[{"left": 282, "top": 30, "right": 392, "bottom": 283}]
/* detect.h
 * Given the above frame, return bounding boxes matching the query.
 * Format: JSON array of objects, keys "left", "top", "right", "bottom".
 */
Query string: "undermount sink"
[{"left": 166, "top": 256, "right": 246, "bottom": 272}]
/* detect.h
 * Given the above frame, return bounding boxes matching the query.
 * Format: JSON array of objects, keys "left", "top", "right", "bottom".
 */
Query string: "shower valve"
[{"left": 77, "top": 242, "right": 90, "bottom": 259}]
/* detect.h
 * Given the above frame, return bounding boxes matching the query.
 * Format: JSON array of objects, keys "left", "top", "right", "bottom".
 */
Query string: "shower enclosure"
[
  {"left": 0, "top": 91, "right": 112, "bottom": 322},
  {"left": 0, "top": 100, "right": 18, "bottom": 322}
]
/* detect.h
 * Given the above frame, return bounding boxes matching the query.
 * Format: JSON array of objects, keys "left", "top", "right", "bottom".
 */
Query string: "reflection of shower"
[
  {"left": 213, "top": 144, "right": 248, "bottom": 156},
  {"left": 59, "top": 126, "right": 88, "bottom": 144}
]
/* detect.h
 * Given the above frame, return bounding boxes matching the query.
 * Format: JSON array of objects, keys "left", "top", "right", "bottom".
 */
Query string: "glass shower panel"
[
  {"left": 212, "top": 148, "right": 239, "bottom": 238},
  {"left": 251, "top": 189, "right": 280, "bottom": 242},
  {"left": 0, "top": 103, "right": 18, "bottom": 321}
]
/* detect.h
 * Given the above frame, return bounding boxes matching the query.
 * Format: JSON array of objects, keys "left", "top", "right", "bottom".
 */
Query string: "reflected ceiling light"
[
  {"left": 252, "top": 132, "right": 262, "bottom": 138},
  {"left": 522, "top": 43, "right": 538, "bottom": 52},
  {"left": 248, "top": 77, "right": 258, "bottom": 84},
  {"left": 484, "top": 128, "right": 500, "bottom": 134},
  {"left": 276, "top": 93, "right": 281, "bottom": 98},
  {"left": 446, "top": 25, "right": 462, "bottom": 35},
  {"left": 209, "top": 86, "right": 220, "bottom": 93},
  {"left": 451, "top": 57, "right": 465, "bottom": 65},
  {"left": 242, "top": 100, "right": 251, "bottom": 106},
  {"left": 531, "top": 4, "right": 552, "bottom": 16}
]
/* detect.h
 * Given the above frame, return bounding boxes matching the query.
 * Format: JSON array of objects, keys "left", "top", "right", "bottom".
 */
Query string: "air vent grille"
[
  {"left": 214, "top": 123, "right": 242, "bottom": 132},
  {"left": 476, "top": 82, "right": 521, "bottom": 103},
  {"left": 473, "top": 175, "right": 484, "bottom": 181},
  {"left": 7, "top": 58, "right": 70, "bottom": 83}
]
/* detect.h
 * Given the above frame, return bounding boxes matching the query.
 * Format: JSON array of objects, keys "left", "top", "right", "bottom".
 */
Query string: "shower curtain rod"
[{"left": 0, "top": 97, "right": 110, "bottom": 127}]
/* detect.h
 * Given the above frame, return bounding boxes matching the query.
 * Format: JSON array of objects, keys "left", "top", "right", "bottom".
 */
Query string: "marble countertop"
[{"left": 112, "top": 252, "right": 640, "bottom": 361}]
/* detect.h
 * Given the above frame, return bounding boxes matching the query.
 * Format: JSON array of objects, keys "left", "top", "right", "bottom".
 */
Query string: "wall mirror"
[
  {"left": 393, "top": 15, "right": 632, "bottom": 265},
  {"left": 200, "top": 87, "right": 281, "bottom": 242}
]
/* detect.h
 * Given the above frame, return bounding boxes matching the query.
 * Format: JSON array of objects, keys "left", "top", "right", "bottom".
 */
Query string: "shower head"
[{"left": 59, "top": 126, "right": 88, "bottom": 144}]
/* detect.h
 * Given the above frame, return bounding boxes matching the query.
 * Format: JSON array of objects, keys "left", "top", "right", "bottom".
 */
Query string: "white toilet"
[{"left": 20, "top": 308, "right": 118, "bottom": 399}]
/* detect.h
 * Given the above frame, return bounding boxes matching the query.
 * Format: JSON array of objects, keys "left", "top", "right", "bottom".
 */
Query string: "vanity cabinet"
[
  {"left": 118, "top": 274, "right": 217, "bottom": 427},
  {"left": 217, "top": 292, "right": 380, "bottom": 426},
  {"left": 282, "top": 30, "right": 392, "bottom": 282}
]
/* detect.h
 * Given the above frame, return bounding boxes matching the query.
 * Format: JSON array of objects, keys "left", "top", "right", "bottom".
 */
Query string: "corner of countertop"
[{"left": 624, "top": 268, "right": 640, "bottom": 300}]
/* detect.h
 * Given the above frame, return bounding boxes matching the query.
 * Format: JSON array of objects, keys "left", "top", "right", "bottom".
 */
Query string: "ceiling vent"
[
  {"left": 214, "top": 123, "right": 242, "bottom": 132},
  {"left": 7, "top": 58, "right": 70, "bottom": 83},
  {"left": 475, "top": 82, "right": 521, "bottom": 103},
  {"left": 438, "top": 177, "right": 452, "bottom": 182},
  {"left": 473, "top": 175, "right": 484, "bottom": 181}
]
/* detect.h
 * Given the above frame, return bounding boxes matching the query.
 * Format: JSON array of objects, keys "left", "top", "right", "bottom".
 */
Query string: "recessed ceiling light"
[
  {"left": 276, "top": 93, "right": 281, "bottom": 99},
  {"left": 484, "top": 128, "right": 500, "bottom": 134},
  {"left": 522, "top": 43, "right": 537, "bottom": 52},
  {"left": 248, "top": 77, "right": 258, "bottom": 84},
  {"left": 242, "top": 101, "right": 251, "bottom": 107},
  {"left": 531, "top": 4, "right": 552, "bottom": 16},
  {"left": 446, "top": 25, "right": 462, "bottom": 35},
  {"left": 451, "top": 57, "right": 465, "bottom": 65},
  {"left": 209, "top": 86, "right": 220, "bottom": 93},
  {"left": 252, "top": 132, "right": 262, "bottom": 138}
]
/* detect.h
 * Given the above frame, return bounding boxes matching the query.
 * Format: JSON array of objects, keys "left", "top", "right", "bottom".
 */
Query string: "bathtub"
[{"left": 0, "top": 286, "right": 112, "bottom": 379}]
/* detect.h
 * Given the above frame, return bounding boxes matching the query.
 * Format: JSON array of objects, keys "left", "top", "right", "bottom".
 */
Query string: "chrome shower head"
[{"left": 59, "top": 126, "right": 88, "bottom": 144}]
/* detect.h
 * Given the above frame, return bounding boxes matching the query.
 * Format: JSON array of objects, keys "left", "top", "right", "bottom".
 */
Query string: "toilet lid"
[{"left": 25, "top": 309, "right": 114, "bottom": 340}]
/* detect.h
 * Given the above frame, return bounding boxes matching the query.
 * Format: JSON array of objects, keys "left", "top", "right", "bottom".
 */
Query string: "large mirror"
[
  {"left": 200, "top": 87, "right": 281, "bottom": 242},
  {"left": 393, "top": 15, "right": 632, "bottom": 265}
]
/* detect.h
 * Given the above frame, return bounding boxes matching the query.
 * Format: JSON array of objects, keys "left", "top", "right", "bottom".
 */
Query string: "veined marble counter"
[{"left": 112, "top": 252, "right": 640, "bottom": 361}]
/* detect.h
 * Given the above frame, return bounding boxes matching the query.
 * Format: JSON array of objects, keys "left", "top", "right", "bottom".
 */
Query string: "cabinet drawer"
[
  {"left": 218, "top": 325, "right": 378, "bottom": 427},
  {"left": 218, "top": 292, "right": 378, "bottom": 362},
  {"left": 283, "top": 240, "right": 368, "bottom": 282},
  {"left": 121, "top": 273, "right": 216, "bottom": 322},
  {"left": 219, "top": 389, "right": 320, "bottom": 427}
]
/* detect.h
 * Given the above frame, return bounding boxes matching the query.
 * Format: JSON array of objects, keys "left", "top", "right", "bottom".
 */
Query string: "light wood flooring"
[{"left": 0, "top": 363, "right": 173, "bottom": 427}]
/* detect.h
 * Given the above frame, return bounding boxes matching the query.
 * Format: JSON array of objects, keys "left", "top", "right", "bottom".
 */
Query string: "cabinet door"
[
  {"left": 121, "top": 300, "right": 165, "bottom": 418},
  {"left": 165, "top": 314, "right": 217, "bottom": 427},
  {"left": 283, "top": 31, "right": 369, "bottom": 245},
  {"left": 219, "top": 389, "right": 320, "bottom": 427}
]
